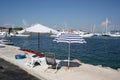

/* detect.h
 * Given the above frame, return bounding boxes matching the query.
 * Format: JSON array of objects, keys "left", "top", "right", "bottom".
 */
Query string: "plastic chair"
[{"left": 45, "top": 52, "right": 61, "bottom": 72}]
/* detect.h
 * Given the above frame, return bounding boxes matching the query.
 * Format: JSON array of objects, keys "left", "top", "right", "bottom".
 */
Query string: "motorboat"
[
  {"left": 0, "top": 32, "right": 7, "bottom": 38},
  {"left": 15, "top": 33, "right": 30, "bottom": 37},
  {"left": 50, "top": 30, "right": 67, "bottom": 37},
  {"left": 0, "top": 39, "right": 13, "bottom": 45},
  {"left": 78, "top": 30, "right": 94, "bottom": 38}
]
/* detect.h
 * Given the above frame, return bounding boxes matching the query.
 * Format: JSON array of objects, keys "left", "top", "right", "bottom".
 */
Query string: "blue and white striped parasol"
[{"left": 53, "top": 33, "right": 86, "bottom": 69}]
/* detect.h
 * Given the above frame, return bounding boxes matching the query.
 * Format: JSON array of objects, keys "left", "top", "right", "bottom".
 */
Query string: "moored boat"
[{"left": 0, "top": 39, "right": 13, "bottom": 45}]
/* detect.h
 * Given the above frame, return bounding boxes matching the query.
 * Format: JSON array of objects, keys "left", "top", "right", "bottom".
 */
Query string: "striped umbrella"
[{"left": 53, "top": 33, "right": 86, "bottom": 69}]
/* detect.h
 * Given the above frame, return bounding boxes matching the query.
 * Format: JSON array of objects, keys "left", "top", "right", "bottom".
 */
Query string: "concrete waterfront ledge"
[
  {"left": 0, "top": 44, "right": 120, "bottom": 80},
  {"left": 0, "top": 44, "right": 47, "bottom": 80}
]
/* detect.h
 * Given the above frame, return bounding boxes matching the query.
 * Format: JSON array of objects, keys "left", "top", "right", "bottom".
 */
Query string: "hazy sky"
[{"left": 0, "top": 0, "right": 120, "bottom": 32}]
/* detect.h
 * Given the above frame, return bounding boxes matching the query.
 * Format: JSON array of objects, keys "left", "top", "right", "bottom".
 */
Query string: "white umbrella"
[
  {"left": 26, "top": 24, "right": 58, "bottom": 34},
  {"left": 53, "top": 33, "right": 86, "bottom": 69},
  {"left": 26, "top": 24, "right": 58, "bottom": 48}
]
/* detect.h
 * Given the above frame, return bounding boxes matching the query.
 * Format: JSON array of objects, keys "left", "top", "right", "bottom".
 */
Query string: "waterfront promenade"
[{"left": 0, "top": 44, "right": 120, "bottom": 80}]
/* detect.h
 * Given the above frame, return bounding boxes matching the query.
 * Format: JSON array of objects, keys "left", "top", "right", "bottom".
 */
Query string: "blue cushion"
[
  {"left": 15, "top": 54, "right": 26, "bottom": 59},
  {"left": 57, "top": 62, "right": 62, "bottom": 68}
]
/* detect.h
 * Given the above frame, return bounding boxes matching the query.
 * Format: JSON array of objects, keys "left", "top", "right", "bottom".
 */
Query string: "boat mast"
[
  {"left": 105, "top": 18, "right": 109, "bottom": 34},
  {"left": 93, "top": 24, "right": 95, "bottom": 34},
  {"left": 105, "top": 18, "right": 110, "bottom": 33}
]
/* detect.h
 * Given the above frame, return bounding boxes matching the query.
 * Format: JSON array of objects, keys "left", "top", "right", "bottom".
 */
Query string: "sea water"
[{"left": 10, "top": 36, "right": 120, "bottom": 69}]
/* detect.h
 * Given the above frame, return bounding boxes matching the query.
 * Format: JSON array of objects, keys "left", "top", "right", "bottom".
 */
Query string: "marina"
[
  {"left": 0, "top": 0, "right": 120, "bottom": 80},
  {"left": 0, "top": 23, "right": 120, "bottom": 70}
]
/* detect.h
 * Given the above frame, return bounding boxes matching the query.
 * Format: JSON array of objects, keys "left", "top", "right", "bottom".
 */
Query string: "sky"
[{"left": 0, "top": 0, "right": 120, "bottom": 32}]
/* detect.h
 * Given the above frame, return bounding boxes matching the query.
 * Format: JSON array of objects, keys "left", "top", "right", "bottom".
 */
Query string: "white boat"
[
  {"left": 0, "top": 32, "right": 7, "bottom": 38},
  {"left": 109, "top": 32, "right": 120, "bottom": 37},
  {"left": 101, "top": 31, "right": 120, "bottom": 37},
  {"left": 15, "top": 33, "right": 30, "bottom": 37},
  {"left": 0, "top": 39, "right": 13, "bottom": 45},
  {"left": 50, "top": 30, "right": 67, "bottom": 37},
  {"left": 80, "top": 33, "right": 94, "bottom": 37},
  {"left": 100, "top": 18, "right": 111, "bottom": 37},
  {"left": 101, "top": 32, "right": 111, "bottom": 37},
  {"left": 78, "top": 30, "right": 94, "bottom": 38}
]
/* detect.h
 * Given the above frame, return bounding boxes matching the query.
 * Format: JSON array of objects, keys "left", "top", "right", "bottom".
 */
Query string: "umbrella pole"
[
  {"left": 38, "top": 33, "right": 40, "bottom": 49},
  {"left": 68, "top": 43, "right": 70, "bottom": 69}
]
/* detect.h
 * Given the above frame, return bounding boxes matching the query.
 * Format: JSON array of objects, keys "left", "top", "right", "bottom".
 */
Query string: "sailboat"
[
  {"left": 109, "top": 33, "right": 120, "bottom": 37},
  {"left": 15, "top": 20, "right": 30, "bottom": 37},
  {"left": 109, "top": 30, "right": 120, "bottom": 37},
  {"left": 101, "top": 18, "right": 111, "bottom": 37}
]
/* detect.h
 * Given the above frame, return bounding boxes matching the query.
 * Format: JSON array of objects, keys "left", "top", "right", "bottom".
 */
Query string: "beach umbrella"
[
  {"left": 26, "top": 24, "right": 58, "bottom": 48},
  {"left": 53, "top": 33, "right": 86, "bottom": 69},
  {"left": 26, "top": 24, "right": 58, "bottom": 33}
]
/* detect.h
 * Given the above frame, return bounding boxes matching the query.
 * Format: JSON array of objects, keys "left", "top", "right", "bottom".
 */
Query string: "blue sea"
[{"left": 9, "top": 36, "right": 120, "bottom": 69}]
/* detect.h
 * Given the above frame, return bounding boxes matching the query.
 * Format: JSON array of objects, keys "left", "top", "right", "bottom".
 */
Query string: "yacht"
[
  {"left": 109, "top": 32, "right": 120, "bottom": 37},
  {"left": 50, "top": 30, "right": 67, "bottom": 37},
  {"left": 78, "top": 30, "right": 94, "bottom": 38}
]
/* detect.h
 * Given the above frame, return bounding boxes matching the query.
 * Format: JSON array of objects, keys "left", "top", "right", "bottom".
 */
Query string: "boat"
[
  {"left": 101, "top": 32, "right": 111, "bottom": 37},
  {"left": 78, "top": 30, "right": 94, "bottom": 38},
  {"left": 109, "top": 32, "right": 120, "bottom": 37},
  {"left": 101, "top": 32, "right": 120, "bottom": 37},
  {"left": 101, "top": 18, "right": 111, "bottom": 37},
  {"left": 0, "top": 32, "right": 7, "bottom": 38},
  {"left": 51, "top": 30, "right": 94, "bottom": 38},
  {"left": 50, "top": 30, "right": 67, "bottom": 37},
  {"left": 0, "top": 39, "right": 13, "bottom": 45},
  {"left": 109, "top": 30, "right": 120, "bottom": 37},
  {"left": 15, "top": 33, "right": 30, "bottom": 37}
]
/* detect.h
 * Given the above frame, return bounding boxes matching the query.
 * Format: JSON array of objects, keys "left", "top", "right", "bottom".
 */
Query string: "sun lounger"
[
  {"left": 26, "top": 54, "right": 41, "bottom": 68},
  {"left": 45, "top": 52, "right": 61, "bottom": 72}
]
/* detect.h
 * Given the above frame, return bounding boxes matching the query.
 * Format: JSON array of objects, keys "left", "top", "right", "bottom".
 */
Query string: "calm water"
[{"left": 9, "top": 36, "right": 120, "bottom": 69}]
